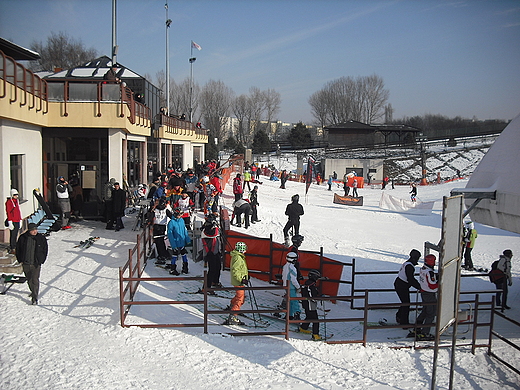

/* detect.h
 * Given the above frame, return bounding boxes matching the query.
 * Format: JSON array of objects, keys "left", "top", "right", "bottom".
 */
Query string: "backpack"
[{"left": 488, "top": 260, "right": 505, "bottom": 283}]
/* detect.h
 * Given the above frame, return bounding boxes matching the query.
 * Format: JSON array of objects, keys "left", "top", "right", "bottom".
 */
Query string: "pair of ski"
[{"left": 74, "top": 237, "right": 100, "bottom": 249}]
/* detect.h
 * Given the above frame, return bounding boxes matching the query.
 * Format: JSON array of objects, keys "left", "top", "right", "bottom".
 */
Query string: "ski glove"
[
  {"left": 8, "top": 221, "right": 14, "bottom": 230},
  {"left": 241, "top": 276, "right": 249, "bottom": 285}
]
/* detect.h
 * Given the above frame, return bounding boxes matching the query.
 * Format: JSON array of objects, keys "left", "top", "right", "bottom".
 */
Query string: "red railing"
[{"left": 0, "top": 49, "right": 48, "bottom": 114}]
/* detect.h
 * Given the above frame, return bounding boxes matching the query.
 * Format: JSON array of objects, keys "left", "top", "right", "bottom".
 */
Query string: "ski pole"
[
  {"left": 245, "top": 279, "right": 259, "bottom": 328},
  {"left": 322, "top": 300, "right": 327, "bottom": 339}
]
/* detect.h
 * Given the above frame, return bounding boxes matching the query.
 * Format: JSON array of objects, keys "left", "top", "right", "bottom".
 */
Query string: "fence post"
[{"left": 351, "top": 258, "right": 356, "bottom": 310}]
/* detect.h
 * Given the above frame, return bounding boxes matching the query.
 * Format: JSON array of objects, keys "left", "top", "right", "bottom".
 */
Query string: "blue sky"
[{"left": 1, "top": 0, "right": 519, "bottom": 124}]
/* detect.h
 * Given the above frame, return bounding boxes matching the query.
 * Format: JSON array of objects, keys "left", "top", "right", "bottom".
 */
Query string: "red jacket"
[
  {"left": 233, "top": 178, "right": 243, "bottom": 195},
  {"left": 5, "top": 198, "right": 22, "bottom": 222},
  {"left": 210, "top": 176, "right": 222, "bottom": 194}
]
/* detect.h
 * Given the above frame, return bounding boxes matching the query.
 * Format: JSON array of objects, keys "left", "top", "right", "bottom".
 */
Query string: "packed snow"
[{"left": 1, "top": 173, "right": 519, "bottom": 389}]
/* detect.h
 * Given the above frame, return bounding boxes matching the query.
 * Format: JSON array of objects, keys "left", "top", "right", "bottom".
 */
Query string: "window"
[{"left": 10, "top": 154, "right": 24, "bottom": 201}]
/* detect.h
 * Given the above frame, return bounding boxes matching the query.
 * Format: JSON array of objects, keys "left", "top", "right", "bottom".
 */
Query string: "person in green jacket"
[
  {"left": 462, "top": 221, "right": 478, "bottom": 270},
  {"left": 226, "top": 242, "right": 249, "bottom": 325}
]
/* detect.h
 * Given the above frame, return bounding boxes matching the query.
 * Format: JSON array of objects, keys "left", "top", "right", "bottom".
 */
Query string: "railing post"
[{"left": 351, "top": 258, "right": 356, "bottom": 310}]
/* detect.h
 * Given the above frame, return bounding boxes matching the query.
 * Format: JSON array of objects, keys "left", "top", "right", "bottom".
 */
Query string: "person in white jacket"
[
  {"left": 282, "top": 252, "right": 301, "bottom": 320},
  {"left": 413, "top": 254, "right": 438, "bottom": 340}
]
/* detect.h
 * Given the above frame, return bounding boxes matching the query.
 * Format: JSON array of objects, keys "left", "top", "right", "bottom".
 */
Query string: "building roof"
[
  {"left": 44, "top": 55, "right": 144, "bottom": 80},
  {"left": 0, "top": 37, "right": 40, "bottom": 61}
]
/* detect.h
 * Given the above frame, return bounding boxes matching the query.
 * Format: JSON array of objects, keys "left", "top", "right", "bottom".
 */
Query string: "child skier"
[
  {"left": 282, "top": 251, "right": 301, "bottom": 320},
  {"left": 200, "top": 215, "right": 222, "bottom": 291},
  {"left": 298, "top": 269, "right": 325, "bottom": 341},
  {"left": 166, "top": 207, "right": 191, "bottom": 275},
  {"left": 412, "top": 254, "right": 438, "bottom": 341},
  {"left": 225, "top": 242, "right": 249, "bottom": 325}
]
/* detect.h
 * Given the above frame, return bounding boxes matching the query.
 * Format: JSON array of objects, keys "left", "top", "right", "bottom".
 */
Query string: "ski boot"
[
  {"left": 224, "top": 315, "right": 244, "bottom": 325},
  {"left": 169, "top": 265, "right": 180, "bottom": 276},
  {"left": 298, "top": 326, "right": 312, "bottom": 334},
  {"left": 284, "top": 236, "right": 290, "bottom": 247},
  {"left": 182, "top": 262, "right": 189, "bottom": 274},
  {"left": 312, "top": 334, "right": 323, "bottom": 341}
]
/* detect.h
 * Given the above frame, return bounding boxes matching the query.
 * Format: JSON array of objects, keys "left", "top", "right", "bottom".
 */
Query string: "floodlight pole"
[
  {"left": 111, "top": 0, "right": 118, "bottom": 64},
  {"left": 189, "top": 44, "right": 196, "bottom": 123},
  {"left": 165, "top": 2, "right": 172, "bottom": 115}
]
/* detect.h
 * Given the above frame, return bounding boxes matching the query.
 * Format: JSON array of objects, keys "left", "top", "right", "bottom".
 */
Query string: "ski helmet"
[
  {"left": 424, "top": 254, "right": 436, "bottom": 266},
  {"left": 291, "top": 194, "right": 299, "bottom": 202},
  {"left": 235, "top": 241, "right": 247, "bottom": 253},
  {"left": 409, "top": 249, "right": 421, "bottom": 261},
  {"left": 307, "top": 269, "right": 321, "bottom": 281},
  {"left": 286, "top": 251, "right": 298, "bottom": 263},
  {"left": 202, "top": 176, "right": 210, "bottom": 184},
  {"left": 291, "top": 234, "right": 304, "bottom": 246},
  {"left": 173, "top": 207, "right": 182, "bottom": 218}
]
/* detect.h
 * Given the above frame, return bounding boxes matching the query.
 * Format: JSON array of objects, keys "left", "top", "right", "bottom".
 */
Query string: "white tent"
[{"left": 464, "top": 113, "right": 520, "bottom": 234}]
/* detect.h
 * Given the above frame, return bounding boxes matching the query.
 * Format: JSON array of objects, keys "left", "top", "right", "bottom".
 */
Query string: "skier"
[
  {"left": 409, "top": 183, "right": 417, "bottom": 202},
  {"left": 412, "top": 254, "right": 438, "bottom": 340},
  {"left": 342, "top": 174, "right": 350, "bottom": 197},
  {"left": 243, "top": 169, "right": 252, "bottom": 191},
  {"left": 394, "top": 249, "right": 421, "bottom": 326},
  {"left": 226, "top": 241, "right": 249, "bottom": 325},
  {"left": 200, "top": 215, "right": 222, "bottom": 291},
  {"left": 111, "top": 182, "right": 126, "bottom": 232},
  {"left": 282, "top": 251, "right": 302, "bottom": 320},
  {"left": 249, "top": 185, "right": 261, "bottom": 223},
  {"left": 283, "top": 194, "right": 304, "bottom": 246},
  {"left": 298, "top": 269, "right": 325, "bottom": 341},
  {"left": 174, "top": 192, "right": 194, "bottom": 230},
  {"left": 232, "top": 198, "right": 252, "bottom": 228},
  {"left": 166, "top": 207, "right": 191, "bottom": 275},
  {"left": 492, "top": 249, "right": 513, "bottom": 311},
  {"left": 56, "top": 176, "right": 73, "bottom": 229},
  {"left": 462, "top": 221, "right": 477, "bottom": 271},
  {"left": 151, "top": 196, "right": 171, "bottom": 265}
]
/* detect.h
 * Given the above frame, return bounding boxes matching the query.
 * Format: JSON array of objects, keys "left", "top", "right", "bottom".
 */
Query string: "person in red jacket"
[
  {"left": 209, "top": 173, "right": 223, "bottom": 214},
  {"left": 5, "top": 189, "right": 22, "bottom": 254},
  {"left": 233, "top": 173, "right": 243, "bottom": 201}
]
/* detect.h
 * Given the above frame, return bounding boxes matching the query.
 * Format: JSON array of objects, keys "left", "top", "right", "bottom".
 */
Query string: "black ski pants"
[
  {"left": 394, "top": 278, "right": 413, "bottom": 325},
  {"left": 416, "top": 291, "right": 437, "bottom": 335}
]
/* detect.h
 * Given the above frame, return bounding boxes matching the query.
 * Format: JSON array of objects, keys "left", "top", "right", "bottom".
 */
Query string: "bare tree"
[
  {"left": 199, "top": 79, "right": 234, "bottom": 145},
  {"left": 29, "top": 31, "right": 98, "bottom": 72},
  {"left": 233, "top": 94, "right": 251, "bottom": 145},
  {"left": 309, "top": 74, "right": 389, "bottom": 125},
  {"left": 264, "top": 88, "right": 281, "bottom": 138}
]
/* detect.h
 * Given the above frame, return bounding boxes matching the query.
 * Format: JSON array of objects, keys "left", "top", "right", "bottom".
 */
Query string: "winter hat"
[
  {"left": 409, "top": 249, "right": 421, "bottom": 261},
  {"left": 28, "top": 223, "right": 38, "bottom": 231},
  {"left": 10, "top": 189, "right": 19, "bottom": 196},
  {"left": 503, "top": 249, "right": 513, "bottom": 258}
]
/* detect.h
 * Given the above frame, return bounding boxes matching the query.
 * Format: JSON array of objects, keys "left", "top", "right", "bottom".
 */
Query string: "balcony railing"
[
  {"left": 0, "top": 50, "right": 48, "bottom": 114},
  {"left": 157, "top": 113, "right": 209, "bottom": 140},
  {"left": 46, "top": 79, "right": 151, "bottom": 126}
]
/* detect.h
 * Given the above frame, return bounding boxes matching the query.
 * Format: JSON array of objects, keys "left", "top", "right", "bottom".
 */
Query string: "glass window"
[{"left": 10, "top": 154, "right": 24, "bottom": 201}]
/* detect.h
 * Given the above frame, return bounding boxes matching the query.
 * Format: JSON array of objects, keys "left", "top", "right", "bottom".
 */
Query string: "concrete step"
[
  {"left": 0, "top": 254, "right": 16, "bottom": 264},
  {"left": 0, "top": 262, "right": 23, "bottom": 274}
]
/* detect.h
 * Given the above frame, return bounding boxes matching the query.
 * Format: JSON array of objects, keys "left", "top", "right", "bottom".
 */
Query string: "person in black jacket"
[
  {"left": 16, "top": 223, "right": 48, "bottom": 305},
  {"left": 111, "top": 182, "right": 127, "bottom": 231},
  {"left": 249, "top": 185, "right": 261, "bottom": 223},
  {"left": 283, "top": 194, "right": 304, "bottom": 246},
  {"left": 394, "top": 249, "right": 422, "bottom": 325}
]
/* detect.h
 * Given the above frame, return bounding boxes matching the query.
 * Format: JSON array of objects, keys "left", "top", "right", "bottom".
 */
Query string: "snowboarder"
[
  {"left": 492, "top": 249, "right": 513, "bottom": 311},
  {"left": 282, "top": 251, "right": 302, "bottom": 320},
  {"left": 394, "top": 249, "right": 421, "bottom": 326},
  {"left": 298, "top": 269, "right": 325, "bottom": 341},
  {"left": 283, "top": 194, "right": 304, "bottom": 246},
  {"left": 166, "top": 207, "right": 191, "bottom": 275},
  {"left": 56, "top": 176, "right": 73, "bottom": 229},
  {"left": 16, "top": 223, "right": 48, "bottom": 305},
  {"left": 462, "top": 221, "right": 477, "bottom": 270},
  {"left": 226, "top": 241, "right": 249, "bottom": 325},
  {"left": 412, "top": 254, "right": 438, "bottom": 340}
]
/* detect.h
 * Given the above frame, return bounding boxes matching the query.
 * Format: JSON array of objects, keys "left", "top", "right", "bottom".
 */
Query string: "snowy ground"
[{"left": 1, "top": 175, "right": 519, "bottom": 389}]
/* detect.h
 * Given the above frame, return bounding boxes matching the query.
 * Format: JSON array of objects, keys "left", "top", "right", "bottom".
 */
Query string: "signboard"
[{"left": 333, "top": 193, "right": 363, "bottom": 206}]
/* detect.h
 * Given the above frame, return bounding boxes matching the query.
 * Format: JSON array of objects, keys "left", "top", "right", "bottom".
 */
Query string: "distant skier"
[
  {"left": 233, "top": 173, "right": 243, "bottom": 201},
  {"left": 410, "top": 183, "right": 417, "bottom": 202},
  {"left": 56, "top": 176, "right": 73, "bottom": 229},
  {"left": 283, "top": 194, "right": 304, "bottom": 246},
  {"left": 352, "top": 178, "right": 359, "bottom": 197},
  {"left": 167, "top": 207, "right": 191, "bottom": 275},
  {"left": 249, "top": 185, "right": 261, "bottom": 223},
  {"left": 462, "top": 221, "right": 477, "bottom": 271},
  {"left": 394, "top": 249, "right": 421, "bottom": 326}
]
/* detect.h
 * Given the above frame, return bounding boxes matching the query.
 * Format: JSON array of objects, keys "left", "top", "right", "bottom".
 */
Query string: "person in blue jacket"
[{"left": 167, "top": 207, "right": 191, "bottom": 275}]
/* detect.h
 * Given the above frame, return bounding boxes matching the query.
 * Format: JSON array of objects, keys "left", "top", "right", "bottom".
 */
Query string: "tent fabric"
[{"left": 465, "top": 113, "right": 520, "bottom": 234}]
